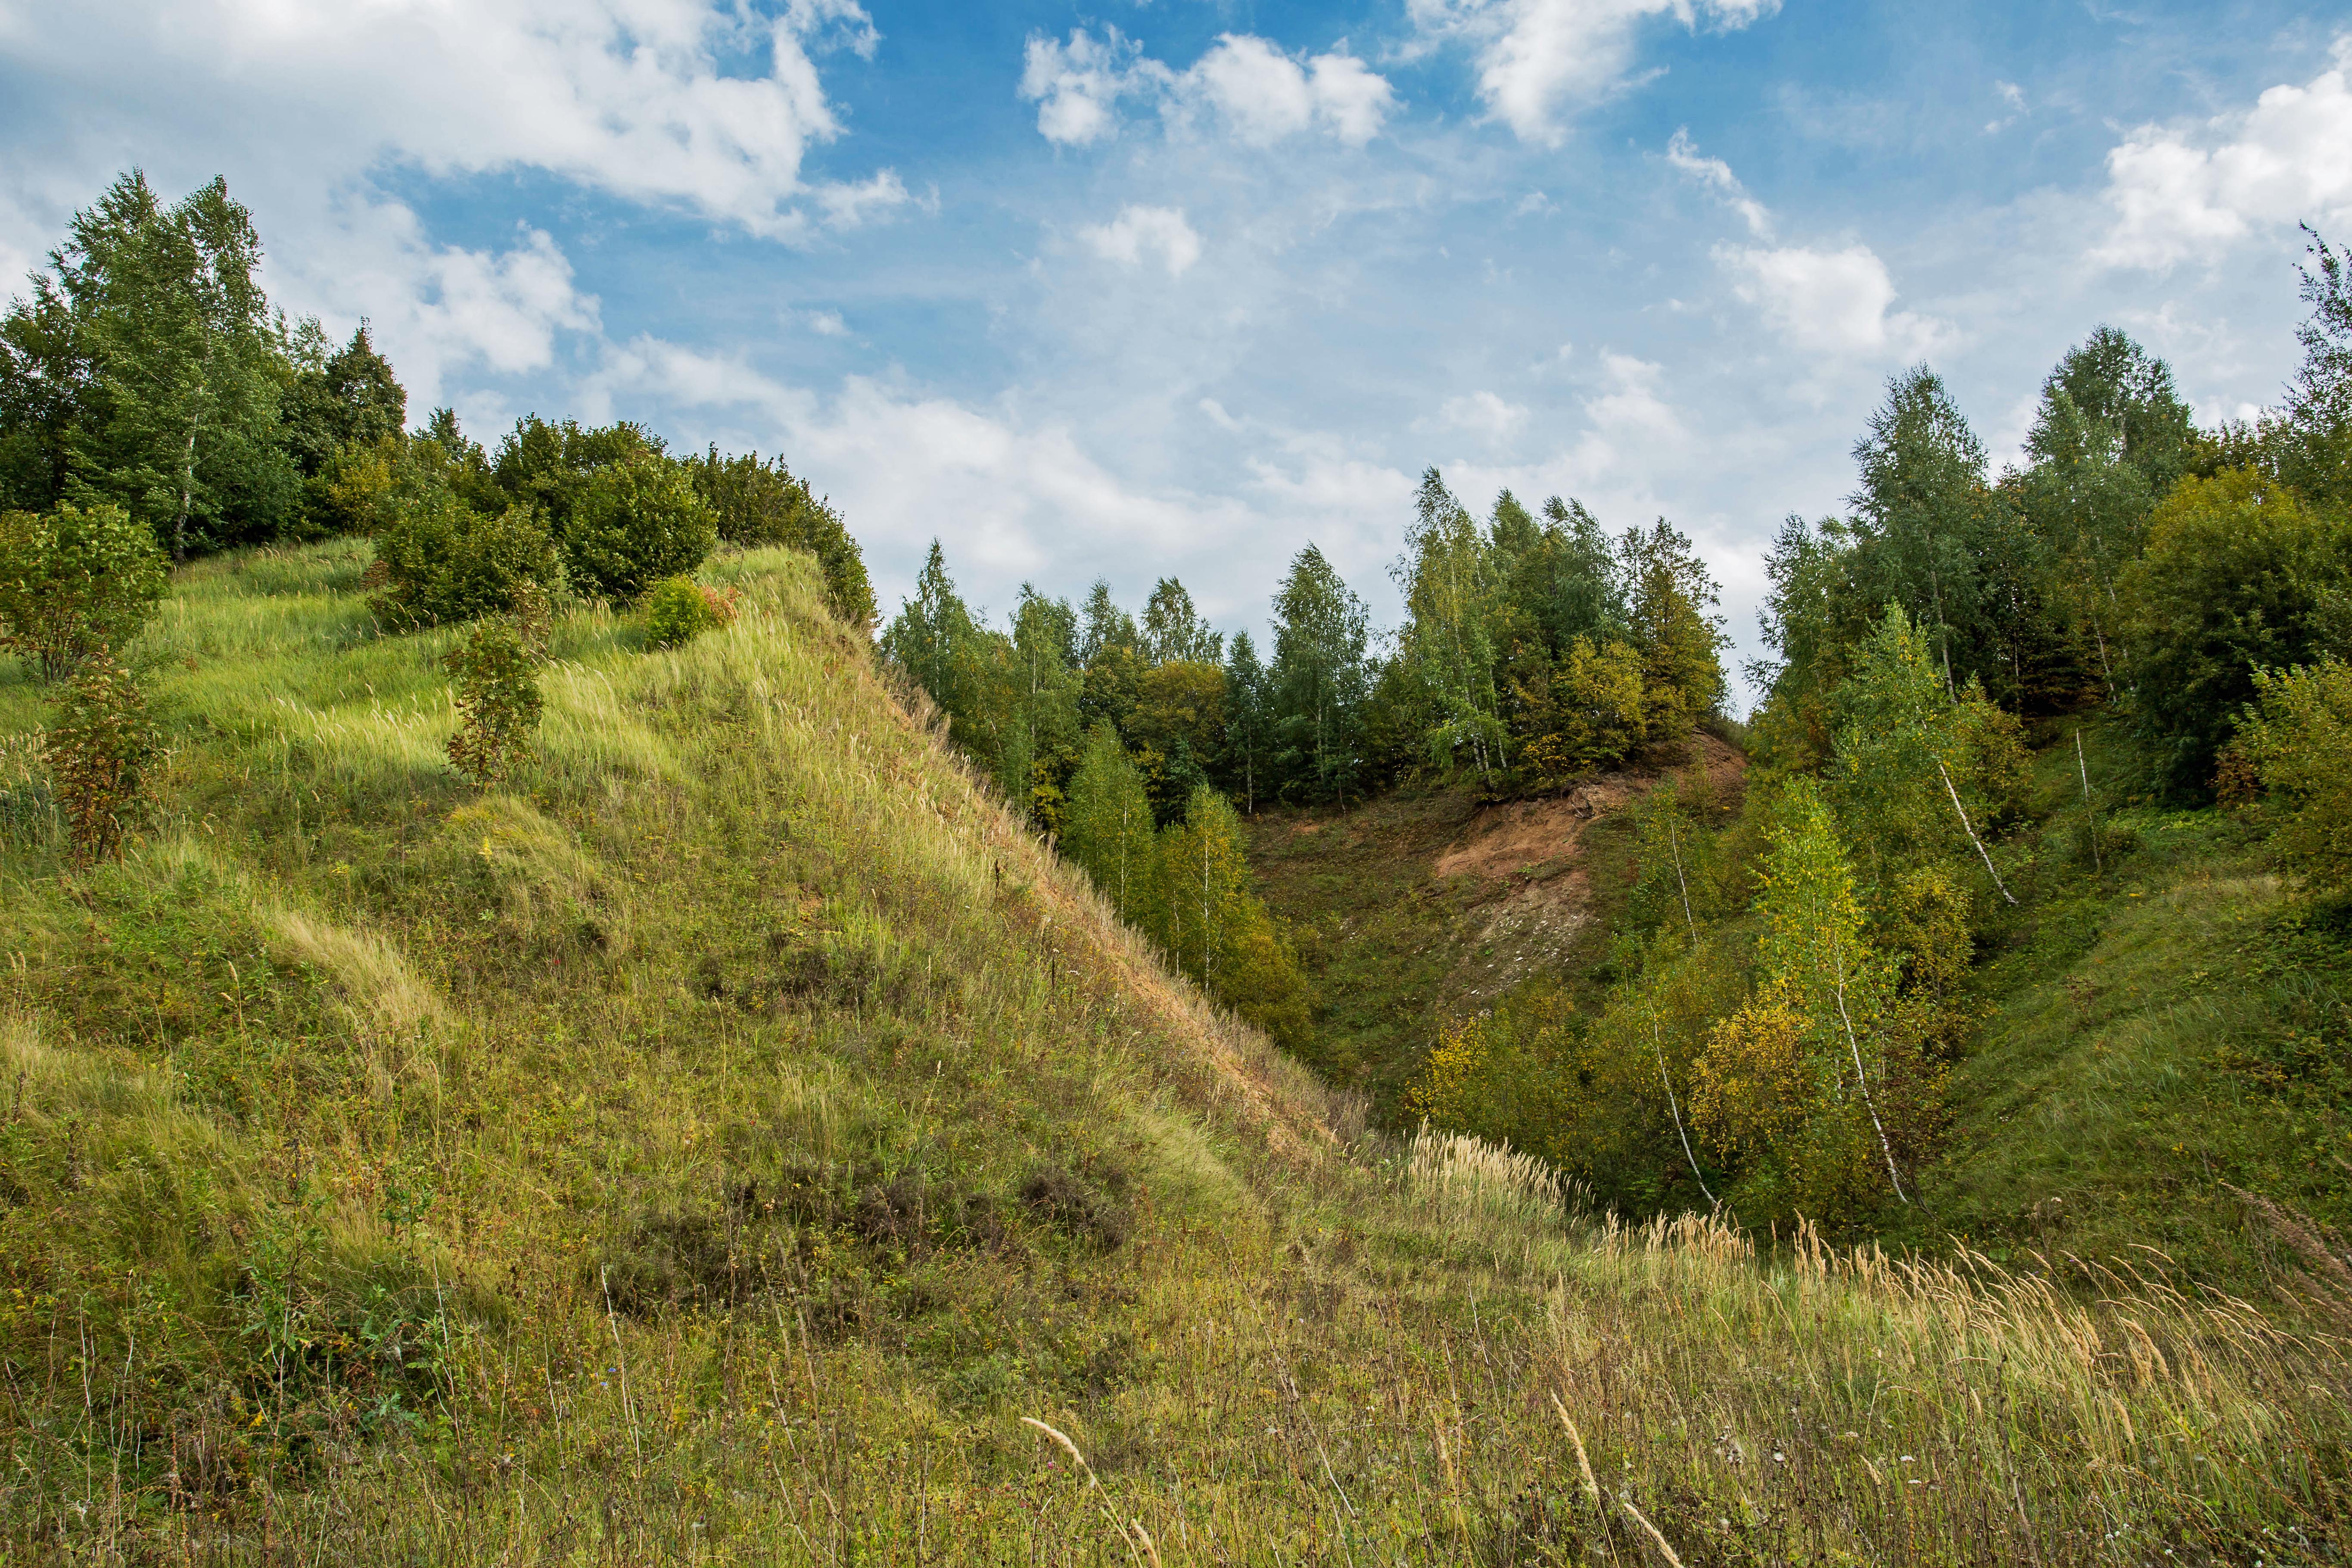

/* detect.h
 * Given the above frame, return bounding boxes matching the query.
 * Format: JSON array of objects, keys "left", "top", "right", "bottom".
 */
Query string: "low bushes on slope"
[{"left": 2, "top": 542, "right": 2348, "bottom": 1563}]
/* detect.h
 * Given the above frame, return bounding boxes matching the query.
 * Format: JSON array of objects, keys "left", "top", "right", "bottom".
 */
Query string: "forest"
[
  {"left": 8, "top": 170, "right": 2352, "bottom": 1562},
  {"left": 886, "top": 226, "right": 2352, "bottom": 1236}
]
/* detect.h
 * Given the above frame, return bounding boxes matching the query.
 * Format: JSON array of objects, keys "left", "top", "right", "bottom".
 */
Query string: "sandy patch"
[{"left": 1432, "top": 734, "right": 1745, "bottom": 884}]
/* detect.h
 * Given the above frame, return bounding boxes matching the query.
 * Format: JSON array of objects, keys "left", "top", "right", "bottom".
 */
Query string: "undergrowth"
[{"left": 1, "top": 542, "right": 2347, "bottom": 1564}]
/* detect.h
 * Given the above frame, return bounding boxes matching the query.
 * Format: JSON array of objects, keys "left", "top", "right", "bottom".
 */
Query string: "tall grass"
[{"left": 2, "top": 541, "right": 2347, "bottom": 1565}]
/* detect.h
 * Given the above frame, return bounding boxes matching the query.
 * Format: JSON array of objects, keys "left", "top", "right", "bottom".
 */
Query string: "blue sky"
[{"left": 3, "top": 0, "right": 2348, "bottom": 699}]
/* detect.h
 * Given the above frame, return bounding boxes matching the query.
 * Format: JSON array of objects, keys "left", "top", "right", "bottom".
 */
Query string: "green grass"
[
  {"left": 1903, "top": 716, "right": 2352, "bottom": 1280},
  {"left": 3, "top": 544, "right": 2349, "bottom": 1563}
]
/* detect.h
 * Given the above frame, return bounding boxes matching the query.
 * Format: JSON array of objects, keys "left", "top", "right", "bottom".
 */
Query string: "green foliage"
[
  {"left": 0, "top": 501, "right": 167, "bottom": 678},
  {"left": 1620, "top": 516, "right": 1729, "bottom": 739},
  {"left": 280, "top": 322, "right": 409, "bottom": 533},
  {"left": 559, "top": 453, "right": 717, "bottom": 604},
  {"left": 643, "top": 574, "right": 736, "bottom": 650},
  {"left": 2278, "top": 227, "right": 2352, "bottom": 512},
  {"left": 43, "top": 644, "right": 157, "bottom": 864},
  {"left": 689, "top": 447, "right": 875, "bottom": 629},
  {"left": 488, "top": 415, "right": 661, "bottom": 529},
  {"left": 2119, "top": 467, "right": 2350, "bottom": 799},
  {"left": 1223, "top": 630, "right": 1272, "bottom": 813},
  {"left": 45, "top": 173, "right": 299, "bottom": 557},
  {"left": 1512, "top": 633, "right": 1647, "bottom": 787},
  {"left": 1147, "top": 784, "right": 1312, "bottom": 1044},
  {"left": 1128, "top": 659, "right": 1226, "bottom": 824},
  {"left": 1691, "top": 780, "right": 1937, "bottom": 1223},
  {"left": 2231, "top": 659, "right": 2352, "bottom": 900},
  {"left": 1828, "top": 603, "right": 2027, "bottom": 895},
  {"left": 369, "top": 493, "right": 560, "bottom": 631},
  {"left": 1062, "top": 723, "right": 1157, "bottom": 923},
  {"left": 1392, "top": 469, "right": 1507, "bottom": 781},
  {"left": 1269, "top": 543, "right": 1370, "bottom": 804},
  {"left": 443, "top": 616, "right": 544, "bottom": 784},
  {"left": 1140, "top": 576, "right": 1221, "bottom": 664}
]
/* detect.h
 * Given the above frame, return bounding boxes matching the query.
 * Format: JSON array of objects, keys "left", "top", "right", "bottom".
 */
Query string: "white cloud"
[
  {"left": 272, "top": 196, "right": 600, "bottom": 414},
  {"left": 1664, "top": 131, "right": 1945, "bottom": 361},
  {"left": 1715, "top": 241, "right": 1948, "bottom": 359},
  {"left": 0, "top": 0, "right": 899, "bottom": 241},
  {"left": 1437, "top": 390, "right": 1530, "bottom": 442},
  {"left": 2094, "top": 37, "right": 2352, "bottom": 268},
  {"left": 1985, "top": 79, "right": 2025, "bottom": 134},
  {"left": 1666, "top": 127, "right": 1770, "bottom": 237},
  {"left": 1407, "top": 0, "right": 1778, "bottom": 146},
  {"left": 1018, "top": 28, "right": 1165, "bottom": 146},
  {"left": 1018, "top": 27, "right": 1394, "bottom": 149},
  {"left": 1080, "top": 206, "right": 1203, "bottom": 277}
]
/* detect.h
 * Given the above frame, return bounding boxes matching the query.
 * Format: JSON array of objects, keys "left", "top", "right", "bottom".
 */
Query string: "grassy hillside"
[
  {"left": 1246, "top": 696, "right": 2352, "bottom": 1302},
  {"left": 4, "top": 544, "right": 2351, "bottom": 1563},
  {"left": 1901, "top": 716, "right": 2352, "bottom": 1279}
]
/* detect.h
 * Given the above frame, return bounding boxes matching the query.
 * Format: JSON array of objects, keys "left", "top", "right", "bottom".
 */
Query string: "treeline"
[
  {"left": 1, "top": 171, "right": 882, "bottom": 861},
  {"left": 0, "top": 171, "right": 873, "bottom": 627},
  {"left": 886, "top": 493, "right": 1730, "bottom": 829},
  {"left": 1412, "top": 230, "right": 2352, "bottom": 1230},
  {"left": 881, "top": 480, "right": 1735, "bottom": 1043}
]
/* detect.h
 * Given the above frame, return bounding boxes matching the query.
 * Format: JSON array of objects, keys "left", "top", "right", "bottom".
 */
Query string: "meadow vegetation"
[{"left": 4, "top": 167, "right": 2352, "bottom": 1565}]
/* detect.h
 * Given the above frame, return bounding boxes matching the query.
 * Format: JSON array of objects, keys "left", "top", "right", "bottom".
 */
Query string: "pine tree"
[{"left": 1619, "top": 517, "right": 1727, "bottom": 743}]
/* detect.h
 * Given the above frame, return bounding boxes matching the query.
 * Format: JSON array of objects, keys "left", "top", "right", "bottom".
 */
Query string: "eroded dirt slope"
[{"left": 1244, "top": 734, "right": 1746, "bottom": 1114}]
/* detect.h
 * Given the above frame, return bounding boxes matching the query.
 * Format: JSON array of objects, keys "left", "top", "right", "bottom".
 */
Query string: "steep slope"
[
  {"left": 1244, "top": 735, "right": 1745, "bottom": 1110},
  {"left": 3, "top": 545, "right": 2347, "bottom": 1564},
  {"left": 1905, "top": 716, "right": 2352, "bottom": 1279}
]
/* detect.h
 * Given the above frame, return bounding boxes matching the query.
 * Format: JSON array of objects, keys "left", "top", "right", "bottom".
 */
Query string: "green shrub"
[
  {"left": 443, "top": 618, "right": 543, "bottom": 785},
  {"left": 644, "top": 575, "right": 737, "bottom": 650},
  {"left": 2230, "top": 659, "right": 2352, "bottom": 900},
  {"left": 370, "top": 494, "right": 558, "bottom": 631},
  {"left": 690, "top": 450, "right": 876, "bottom": 629},
  {"left": 45, "top": 644, "right": 158, "bottom": 865},
  {"left": 2119, "top": 469, "right": 2352, "bottom": 798},
  {"left": 0, "top": 503, "right": 168, "bottom": 678},
  {"left": 560, "top": 455, "right": 716, "bottom": 604}
]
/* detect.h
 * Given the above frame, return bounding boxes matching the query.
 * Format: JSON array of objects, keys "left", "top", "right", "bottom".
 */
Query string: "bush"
[
  {"left": 371, "top": 495, "right": 559, "bottom": 631},
  {"left": 45, "top": 645, "right": 158, "bottom": 864},
  {"left": 2229, "top": 659, "right": 2352, "bottom": 900},
  {"left": 690, "top": 450, "right": 876, "bottom": 629},
  {"left": 560, "top": 455, "right": 716, "bottom": 604},
  {"left": 2119, "top": 469, "right": 2351, "bottom": 798},
  {"left": 644, "top": 576, "right": 737, "bottom": 650},
  {"left": 444, "top": 618, "right": 543, "bottom": 785},
  {"left": 0, "top": 503, "right": 168, "bottom": 678}
]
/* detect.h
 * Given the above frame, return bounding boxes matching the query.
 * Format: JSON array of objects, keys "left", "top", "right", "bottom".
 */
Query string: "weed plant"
[{"left": 1, "top": 543, "right": 2348, "bottom": 1563}]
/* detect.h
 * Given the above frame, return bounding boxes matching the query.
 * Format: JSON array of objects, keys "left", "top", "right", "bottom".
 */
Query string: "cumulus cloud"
[
  {"left": 1017, "top": 27, "right": 1394, "bottom": 149},
  {"left": 1080, "top": 206, "right": 1203, "bottom": 277},
  {"left": 0, "top": 0, "right": 899, "bottom": 241},
  {"left": 1437, "top": 390, "right": 1530, "bottom": 442},
  {"left": 1665, "top": 130, "right": 1944, "bottom": 360},
  {"left": 1407, "top": 0, "right": 1777, "bottom": 146},
  {"left": 268, "top": 196, "right": 600, "bottom": 414},
  {"left": 1715, "top": 242, "right": 1948, "bottom": 359},
  {"left": 2093, "top": 37, "right": 2352, "bottom": 268}
]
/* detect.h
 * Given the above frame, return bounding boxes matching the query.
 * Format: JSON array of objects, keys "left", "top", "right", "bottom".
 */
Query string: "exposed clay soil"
[
  {"left": 1244, "top": 734, "right": 1749, "bottom": 1100},
  {"left": 1431, "top": 734, "right": 1747, "bottom": 1002}
]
